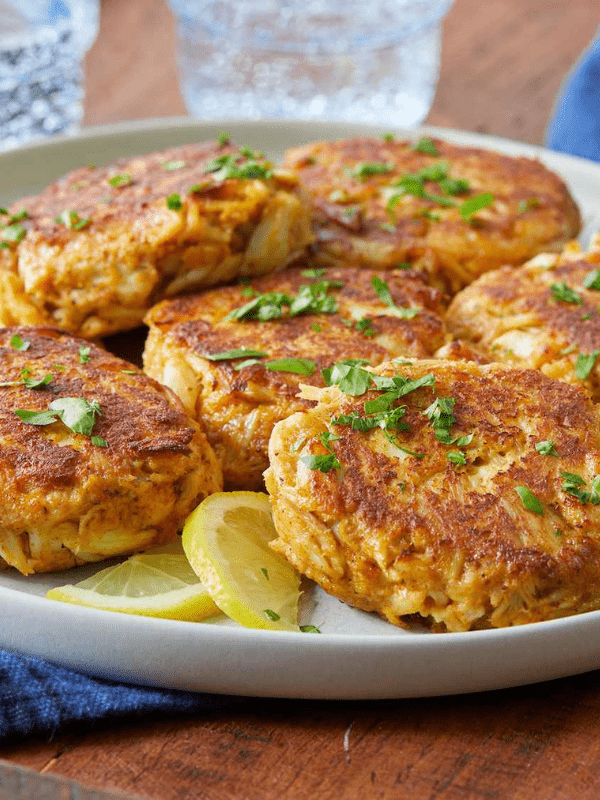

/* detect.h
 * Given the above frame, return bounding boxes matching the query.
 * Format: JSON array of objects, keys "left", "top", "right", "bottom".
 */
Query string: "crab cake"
[
  {"left": 0, "top": 326, "right": 222, "bottom": 575},
  {"left": 143, "top": 266, "right": 448, "bottom": 490},
  {"left": 265, "top": 358, "right": 600, "bottom": 632},
  {"left": 0, "top": 140, "right": 313, "bottom": 339},
  {"left": 446, "top": 240, "right": 600, "bottom": 401},
  {"left": 282, "top": 136, "right": 580, "bottom": 293}
]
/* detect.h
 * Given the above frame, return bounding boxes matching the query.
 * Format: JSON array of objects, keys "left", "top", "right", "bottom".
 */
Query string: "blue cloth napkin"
[
  {"left": 546, "top": 27, "right": 600, "bottom": 161},
  {"left": 0, "top": 648, "right": 246, "bottom": 744}
]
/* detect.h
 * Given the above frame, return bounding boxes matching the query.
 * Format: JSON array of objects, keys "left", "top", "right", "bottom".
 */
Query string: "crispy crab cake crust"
[
  {"left": 265, "top": 359, "right": 600, "bottom": 631},
  {"left": 0, "top": 140, "right": 313, "bottom": 338},
  {"left": 143, "top": 266, "right": 448, "bottom": 490},
  {"left": 0, "top": 326, "right": 222, "bottom": 575},
  {"left": 282, "top": 136, "right": 580, "bottom": 292},
  {"left": 446, "top": 240, "right": 600, "bottom": 400}
]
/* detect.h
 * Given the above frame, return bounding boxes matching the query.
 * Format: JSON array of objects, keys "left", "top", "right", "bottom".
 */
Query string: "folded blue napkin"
[
  {"left": 0, "top": 648, "right": 246, "bottom": 743},
  {"left": 546, "top": 27, "right": 600, "bottom": 161}
]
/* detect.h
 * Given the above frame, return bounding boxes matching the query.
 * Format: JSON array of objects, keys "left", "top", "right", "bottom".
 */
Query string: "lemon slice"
[
  {"left": 182, "top": 492, "right": 300, "bottom": 631},
  {"left": 46, "top": 538, "right": 219, "bottom": 621}
]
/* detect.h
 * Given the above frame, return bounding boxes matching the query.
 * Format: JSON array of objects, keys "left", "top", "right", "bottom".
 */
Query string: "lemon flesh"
[
  {"left": 46, "top": 539, "right": 219, "bottom": 621},
  {"left": 182, "top": 492, "right": 300, "bottom": 631}
]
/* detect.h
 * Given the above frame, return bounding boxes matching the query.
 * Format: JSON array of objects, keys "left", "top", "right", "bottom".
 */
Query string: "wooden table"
[{"left": 3, "top": 1, "right": 600, "bottom": 798}]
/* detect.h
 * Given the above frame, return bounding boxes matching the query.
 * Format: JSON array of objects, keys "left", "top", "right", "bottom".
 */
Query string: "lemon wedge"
[
  {"left": 46, "top": 538, "right": 219, "bottom": 621},
  {"left": 182, "top": 491, "right": 300, "bottom": 631}
]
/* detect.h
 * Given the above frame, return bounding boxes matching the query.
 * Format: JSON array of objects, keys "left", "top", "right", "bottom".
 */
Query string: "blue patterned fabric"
[
  {"left": 546, "top": 28, "right": 600, "bottom": 161},
  {"left": 0, "top": 648, "right": 245, "bottom": 743}
]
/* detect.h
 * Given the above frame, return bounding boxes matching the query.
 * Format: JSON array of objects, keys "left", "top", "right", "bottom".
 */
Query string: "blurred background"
[{"left": 84, "top": 0, "right": 600, "bottom": 146}]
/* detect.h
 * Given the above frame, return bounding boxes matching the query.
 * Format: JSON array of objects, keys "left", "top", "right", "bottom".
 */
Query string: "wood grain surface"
[{"left": 4, "top": 1, "right": 600, "bottom": 799}]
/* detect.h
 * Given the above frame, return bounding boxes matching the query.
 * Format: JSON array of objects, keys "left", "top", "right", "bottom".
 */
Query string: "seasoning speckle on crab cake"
[
  {"left": 143, "top": 266, "right": 448, "bottom": 490},
  {"left": 446, "top": 239, "right": 600, "bottom": 401},
  {"left": 0, "top": 139, "right": 313, "bottom": 339},
  {"left": 265, "top": 358, "right": 600, "bottom": 632},
  {"left": 0, "top": 326, "right": 222, "bottom": 575},
  {"left": 282, "top": 136, "right": 580, "bottom": 293}
]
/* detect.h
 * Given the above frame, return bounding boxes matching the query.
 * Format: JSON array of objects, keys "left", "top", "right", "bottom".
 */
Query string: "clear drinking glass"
[
  {"left": 168, "top": 0, "right": 452, "bottom": 126},
  {"left": 0, "top": 0, "right": 99, "bottom": 151}
]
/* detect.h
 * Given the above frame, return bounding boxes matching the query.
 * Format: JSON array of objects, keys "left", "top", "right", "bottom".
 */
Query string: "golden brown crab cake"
[
  {"left": 265, "top": 358, "right": 600, "bottom": 632},
  {"left": 143, "top": 266, "right": 448, "bottom": 490},
  {"left": 0, "top": 326, "right": 222, "bottom": 575},
  {"left": 446, "top": 240, "right": 600, "bottom": 401},
  {"left": 0, "top": 140, "right": 313, "bottom": 339},
  {"left": 282, "top": 136, "right": 580, "bottom": 293}
]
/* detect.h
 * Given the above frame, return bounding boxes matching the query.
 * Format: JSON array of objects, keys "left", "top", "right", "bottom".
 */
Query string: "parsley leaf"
[
  {"left": 322, "top": 361, "right": 373, "bottom": 395},
  {"left": 300, "top": 625, "right": 321, "bottom": 633},
  {"left": 412, "top": 138, "right": 439, "bottom": 156},
  {"left": 48, "top": 397, "right": 102, "bottom": 436},
  {"left": 55, "top": 210, "right": 91, "bottom": 230},
  {"left": 166, "top": 193, "right": 182, "bottom": 210},
  {"left": 162, "top": 160, "right": 187, "bottom": 171},
  {"left": 447, "top": 450, "right": 467, "bottom": 465},
  {"left": 515, "top": 486, "right": 544, "bottom": 515},
  {"left": 204, "top": 348, "right": 267, "bottom": 361},
  {"left": 423, "top": 396, "right": 456, "bottom": 443},
  {"left": 583, "top": 269, "right": 600, "bottom": 291},
  {"left": 107, "top": 173, "right": 132, "bottom": 188},
  {"left": 370, "top": 275, "right": 420, "bottom": 318},
  {"left": 551, "top": 282, "right": 582, "bottom": 305},
  {"left": 347, "top": 162, "right": 393, "bottom": 180},
  {"left": 535, "top": 440, "right": 557, "bottom": 456},
  {"left": 78, "top": 345, "right": 91, "bottom": 364},
  {"left": 265, "top": 358, "right": 316, "bottom": 376},
  {"left": 459, "top": 192, "right": 494, "bottom": 222},
  {"left": 10, "top": 334, "right": 30, "bottom": 351},
  {"left": 575, "top": 350, "right": 600, "bottom": 380},
  {"left": 21, "top": 369, "right": 52, "bottom": 389}
]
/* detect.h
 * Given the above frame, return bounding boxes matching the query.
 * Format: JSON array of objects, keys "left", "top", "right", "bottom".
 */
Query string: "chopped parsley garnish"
[
  {"left": 162, "top": 160, "right": 187, "bottom": 170},
  {"left": 380, "top": 222, "right": 396, "bottom": 234},
  {"left": 412, "top": 137, "right": 439, "bottom": 156},
  {"left": 347, "top": 162, "right": 393, "bottom": 180},
  {"left": 459, "top": 192, "right": 494, "bottom": 222},
  {"left": 300, "top": 625, "right": 321, "bottom": 633},
  {"left": 203, "top": 153, "right": 273, "bottom": 181},
  {"left": 550, "top": 282, "right": 582, "bottom": 305},
  {"left": 225, "top": 279, "right": 343, "bottom": 322},
  {"left": 15, "top": 397, "right": 103, "bottom": 440},
  {"left": 575, "top": 350, "right": 600, "bottom": 380},
  {"left": 301, "top": 268, "right": 327, "bottom": 279},
  {"left": 204, "top": 348, "right": 267, "bottom": 362},
  {"left": 560, "top": 471, "right": 600, "bottom": 504},
  {"left": 261, "top": 568, "right": 269, "bottom": 581},
  {"left": 423, "top": 396, "right": 456, "bottom": 443},
  {"left": 107, "top": 173, "right": 132, "bottom": 188},
  {"left": 447, "top": 450, "right": 467, "bottom": 465},
  {"left": 301, "top": 430, "right": 341, "bottom": 473},
  {"left": 355, "top": 317, "right": 376, "bottom": 336},
  {"left": 370, "top": 275, "right": 419, "bottom": 319},
  {"left": 166, "top": 193, "right": 182, "bottom": 210},
  {"left": 21, "top": 369, "right": 52, "bottom": 389},
  {"left": 91, "top": 436, "right": 107, "bottom": 447},
  {"left": 311, "top": 323, "right": 322, "bottom": 333},
  {"left": 515, "top": 486, "right": 544, "bottom": 515},
  {"left": 10, "top": 334, "right": 30, "bottom": 351},
  {"left": 535, "top": 440, "right": 557, "bottom": 456},
  {"left": 2, "top": 223, "right": 26, "bottom": 243},
  {"left": 217, "top": 132, "right": 230, "bottom": 147},
  {"left": 583, "top": 269, "right": 600, "bottom": 291},
  {"left": 263, "top": 609, "right": 280, "bottom": 621},
  {"left": 322, "top": 360, "right": 373, "bottom": 395},
  {"left": 78, "top": 345, "right": 91, "bottom": 364},
  {"left": 266, "top": 357, "right": 316, "bottom": 376},
  {"left": 233, "top": 358, "right": 263, "bottom": 370},
  {"left": 54, "top": 210, "right": 91, "bottom": 230},
  {"left": 439, "top": 177, "right": 469, "bottom": 196},
  {"left": 8, "top": 209, "right": 28, "bottom": 223}
]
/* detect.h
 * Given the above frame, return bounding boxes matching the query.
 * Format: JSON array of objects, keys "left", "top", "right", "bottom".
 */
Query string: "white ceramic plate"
[{"left": 2, "top": 118, "right": 600, "bottom": 700}]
